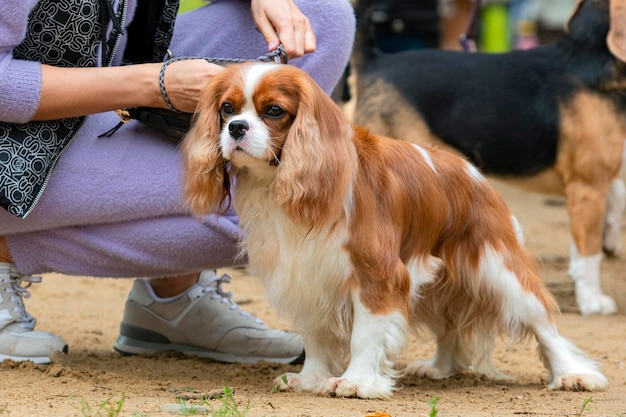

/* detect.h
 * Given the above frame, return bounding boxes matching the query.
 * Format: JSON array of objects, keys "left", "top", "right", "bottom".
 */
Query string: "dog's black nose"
[{"left": 229, "top": 120, "right": 249, "bottom": 141}]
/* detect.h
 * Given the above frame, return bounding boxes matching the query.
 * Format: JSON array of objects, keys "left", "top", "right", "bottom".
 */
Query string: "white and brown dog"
[{"left": 182, "top": 62, "right": 608, "bottom": 399}]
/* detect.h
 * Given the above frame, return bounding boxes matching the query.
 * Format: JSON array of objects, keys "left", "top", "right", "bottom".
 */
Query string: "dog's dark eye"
[
  {"left": 221, "top": 103, "right": 234, "bottom": 115},
  {"left": 265, "top": 105, "right": 285, "bottom": 118}
]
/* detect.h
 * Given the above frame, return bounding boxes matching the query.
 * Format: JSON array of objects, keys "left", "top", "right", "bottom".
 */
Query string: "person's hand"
[
  {"left": 251, "top": 0, "right": 316, "bottom": 59},
  {"left": 161, "top": 59, "right": 224, "bottom": 113}
]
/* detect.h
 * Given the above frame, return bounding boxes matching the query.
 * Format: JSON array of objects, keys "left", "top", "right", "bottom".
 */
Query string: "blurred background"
[
  {"left": 361, "top": 0, "right": 578, "bottom": 53},
  {"left": 179, "top": 0, "right": 578, "bottom": 53}
]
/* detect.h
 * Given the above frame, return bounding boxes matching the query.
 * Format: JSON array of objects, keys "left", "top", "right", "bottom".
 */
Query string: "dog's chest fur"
[{"left": 233, "top": 174, "right": 354, "bottom": 335}]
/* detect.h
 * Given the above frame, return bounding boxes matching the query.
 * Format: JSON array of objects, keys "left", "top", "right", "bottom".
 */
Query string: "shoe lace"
[
  {"left": 200, "top": 273, "right": 264, "bottom": 325},
  {"left": 5, "top": 270, "right": 41, "bottom": 330}
]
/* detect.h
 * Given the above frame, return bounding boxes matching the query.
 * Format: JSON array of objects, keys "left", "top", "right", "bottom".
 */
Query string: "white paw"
[
  {"left": 272, "top": 373, "right": 298, "bottom": 392},
  {"left": 577, "top": 293, "right": 618, "bottom": 315},
  {"left": 548, "top": 372, "right": 609, "bottom": 392},
  {"left": 318, "top": 376, "right": 393, "bottom": 399},
  {"left": 405, "top": 360, "right": 453, "bottom": 379},
  {"left": 273, "top": 371, "right": 326, "bottom": 393}
]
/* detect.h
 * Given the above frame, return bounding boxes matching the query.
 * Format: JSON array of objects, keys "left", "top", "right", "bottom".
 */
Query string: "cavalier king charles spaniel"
[{"left": 181, "top": 62, "right": 608, "bottom": 399}]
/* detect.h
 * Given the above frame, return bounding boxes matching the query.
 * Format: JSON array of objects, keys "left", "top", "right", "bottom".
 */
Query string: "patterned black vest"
[{"left": 0, "top": 0, "right": 178, "bottom": 218}]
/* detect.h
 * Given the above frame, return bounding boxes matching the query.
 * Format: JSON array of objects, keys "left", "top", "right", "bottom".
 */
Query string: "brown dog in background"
[{"left": 351, "top": 0, "right": 626, "bottom": 315}]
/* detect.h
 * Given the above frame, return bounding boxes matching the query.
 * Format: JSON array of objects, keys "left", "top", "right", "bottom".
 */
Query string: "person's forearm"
[{"left": 34, "top": 63, "right": 164, "bottom": 121}]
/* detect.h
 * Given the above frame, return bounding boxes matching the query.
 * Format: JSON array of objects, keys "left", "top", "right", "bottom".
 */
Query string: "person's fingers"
[
  {"left": 254, "top": 13, "right": 282, "bottom": 53},
  {"left": 302, "top": 22, "right": 316, "bottom": 54},
  {"left": 280, "top": 17, "right": 302, "bottom": 57},
  {"left": 251, "top": 0, "right": 316, "bottom": 58},
  {"left": 278, "top": 5, "right": 315, "bottom": 57}
]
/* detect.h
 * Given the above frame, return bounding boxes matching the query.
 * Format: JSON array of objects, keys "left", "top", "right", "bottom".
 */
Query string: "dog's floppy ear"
[
  {"left": 608, "top": 0, "right": 626, "bottom": 62},
  {"left": 272, "top": 70, "right": 357, "bottom": 227},
  {"left": 181, "top": 87, "right": 231, "bottom": 217}
]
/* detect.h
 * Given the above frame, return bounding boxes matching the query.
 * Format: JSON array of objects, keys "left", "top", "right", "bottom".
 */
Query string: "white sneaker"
[
  {"left": 114, "top": 271, "right": 304, "bottom": 364},
  {"left": 0, "top": 263, "right": 68, "bottom": 364}
]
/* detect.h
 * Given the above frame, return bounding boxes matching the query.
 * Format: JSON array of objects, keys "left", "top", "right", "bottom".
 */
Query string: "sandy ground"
[{"left": 0, "top": 180, "right": 625, "bottom": 417}]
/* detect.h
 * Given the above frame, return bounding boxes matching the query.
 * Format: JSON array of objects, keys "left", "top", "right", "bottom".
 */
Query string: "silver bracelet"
[{"left": 159, "top": 57, "right": 181, "bottom": 113}]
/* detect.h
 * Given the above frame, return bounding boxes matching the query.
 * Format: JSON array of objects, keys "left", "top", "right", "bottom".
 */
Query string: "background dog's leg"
[
  {"left": 558, "top": 94, "right": 624, "bottom": 315},
  {"left": 604, "top": 143, "right": 626, "bottom": 256},
  {"left": 274, "top": 328, "right": 341, "bottom": 393},
  {"left": 567, "top": 244, "right": 617, "bottom": 315},
  {"left": 319, "top": 289, "right": 407, "bottom": 399},
  {"left": 603, "top": 178, "right": 626, "bottom": 256},
  {"left": 565, "top": 181, "right": 618, "bottom": 315}
]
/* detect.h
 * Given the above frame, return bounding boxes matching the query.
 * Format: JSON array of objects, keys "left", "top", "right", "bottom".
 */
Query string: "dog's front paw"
[
  {"left": 405, "top": 360, "right": 454, "bottom": 379},
  {"left": 548, "top": 372, "right": 609, "bottom": 392},
  {"left": 318, "top": 376, "right": 393, "bottom": 399},
  {"left": 273, "top": 371, "right": 330, "bottom": 393},
  {"left": 577, "top": 292, "right": 618, "bottom": 315},
  {"left": 273, "top": 372, "right": 306, "bottom": 392}
]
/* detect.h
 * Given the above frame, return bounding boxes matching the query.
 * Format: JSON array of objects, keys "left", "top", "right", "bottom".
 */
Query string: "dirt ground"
[{"left": 1, "top": 179, "right": 625, "bottom": 417}]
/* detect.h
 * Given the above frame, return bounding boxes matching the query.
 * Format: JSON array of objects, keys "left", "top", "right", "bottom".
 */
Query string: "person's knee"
[{"left": 298, "top": 0, "right": 356, "bottom": 42}]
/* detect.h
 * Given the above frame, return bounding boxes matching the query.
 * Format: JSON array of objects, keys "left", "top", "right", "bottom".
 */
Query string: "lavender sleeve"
[{"left": 0, "top": 0, "right": 43, "bottom": 123}]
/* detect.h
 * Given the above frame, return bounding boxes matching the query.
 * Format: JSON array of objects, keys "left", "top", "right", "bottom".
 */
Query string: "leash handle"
[
  {"left": 257, "top": 44, "right": 288, "bottom": 64},
  {"left": 163, "top": 44, "right": 288, "bottom": 66},
  {"left": 459, "top": 0, "right": 481, "bottom": 52}
]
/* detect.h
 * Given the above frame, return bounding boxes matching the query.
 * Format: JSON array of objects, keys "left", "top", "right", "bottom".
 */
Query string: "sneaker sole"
[
  {"left": 114, "top": 335, "right": 304, "bottom": 365},
  {"left": 0, "top": 353, "right": 52, "bottom": 364}
]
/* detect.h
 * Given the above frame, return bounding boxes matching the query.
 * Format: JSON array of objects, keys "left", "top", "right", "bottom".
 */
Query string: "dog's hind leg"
[
  {"left": 406, "top": 327, "right": 509, "bottom": 380},
  {"left": 478, "top": 245, "right": 608, "bottom": 391},
  {"left": 530, "top": 311, "right": 608, "bottom": 391},
  {"left": 407, "top": 279, "right": 509, "bottom": 380},
  {"left": 404, "top": 256, "right": 480, "bottom": 380},
  {"left": 506, "top": 278, "right": 608, "bottom": 391},
  {"left": 405, "top": 326, "right": 466, "bottom": 379}
]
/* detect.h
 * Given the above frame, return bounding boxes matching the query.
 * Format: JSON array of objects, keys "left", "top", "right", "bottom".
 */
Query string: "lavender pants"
[{"left": 1, "top": 0, "right": 355, "bottom": 277}]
